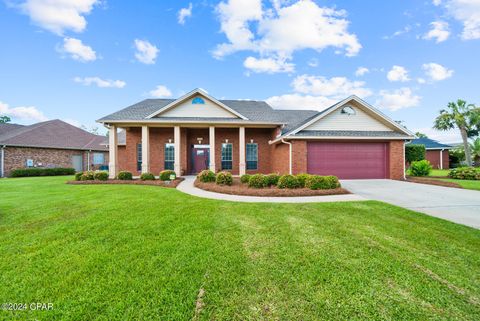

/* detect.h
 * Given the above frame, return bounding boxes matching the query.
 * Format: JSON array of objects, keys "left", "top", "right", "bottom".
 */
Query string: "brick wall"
[
  {"left": 389, "top": 140, "right": 405, "bottom": 180},
  {"left": 270, "top": 143, "right": 289, "bottom": 174},
  {"left": 426, "top": 150, "right": 449, "bottom": 169},
  {"left": 291, "top": 140, "right": 307, "bottom": 174}
]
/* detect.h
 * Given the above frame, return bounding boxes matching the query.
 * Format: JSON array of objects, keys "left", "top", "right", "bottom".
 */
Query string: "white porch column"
[
  {"left": 141, "top": 125, "right": 150, "bottom": 173},
  {"left": 239, "top": 126, "right": 246, "bottom": 175},
  {"left": 440, "top": 149, "right": 443, "bottom": 169},
  {"left": 174, "top": 126, "right": 181, "bottom": 176},
  {"left": 209, "top": 126, "right": 216, "bottom": 172},
  {"left": 108, "top": 125, "right": 118, "bottom": 179}
]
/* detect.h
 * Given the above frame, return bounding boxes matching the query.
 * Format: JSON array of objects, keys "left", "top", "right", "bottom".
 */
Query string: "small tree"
[
  {"left": 415, "top": 132, "right": 428, "bottom": 138},
  {"left": 0, "top": 115, "right": 11, "bottom": 123},
  {"left": 471, "top": 137, "right": 480, "bottom": 164},
  {"left": 405, "top": 144, "right": 426, "bottom": 164}
]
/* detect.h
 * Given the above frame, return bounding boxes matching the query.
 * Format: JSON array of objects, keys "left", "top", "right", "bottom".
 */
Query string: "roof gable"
[{"left": 146, "top": 89, "right": 248, "bottom": 120}]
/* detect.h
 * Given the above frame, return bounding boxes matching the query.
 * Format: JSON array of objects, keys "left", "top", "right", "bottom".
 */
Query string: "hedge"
[
  {"left": 240, "top": 174, "right": 251, "bottom": 184},
  {"left": 265, "top": 174, "right": 280, "bottom": 187},
  {"left": 448, "top": 167, "right": 480, "bottom": 180},
  {"left": 305, "top": 175, "right": 340, "bottom": 190},
  {"left": 116, "top": 171, "right": 133, "bottom": 180},
  {"left": 197, "top": 170, "right": 216, "bottom": 183},
  {"left": 405, "top": 144, "right": 426, "bottom": 164},
  {"left": 409, "top": 160, "right": 432, "bottom": 177},
  {"left": 159, "top": 170, "right": 176, "bottom": 181},
  {"left": 10, "top": 167, "right": 75, "bottom": 177},
  {"left": 216, "top": 171, "right": 233, "bottom": 186},
  {"left": 248, "top": 174, "right": 268, "bottom": 188},
  {"left": 277, "top": 175, "right": 300, "bottom": 189},
  {"left": 140, "top": 172, "right": 155, "bottom": 180}
]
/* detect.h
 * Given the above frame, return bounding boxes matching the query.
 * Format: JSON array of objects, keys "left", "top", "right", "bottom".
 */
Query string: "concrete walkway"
[
  {"left": 341, "top": 179, "right": 480, "bottom": 229},
  {"left": 176, "top": 176, "right": 367, "bottom": 203}
]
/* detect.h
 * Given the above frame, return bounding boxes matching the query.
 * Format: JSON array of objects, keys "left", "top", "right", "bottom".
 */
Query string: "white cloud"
[
  {"left": 134, "top": 39, "right": 159, "bottom": 64},
  {"left": 307, "top": 58, "right": 318, "bottom": 67},
  {"left": 387, "top": 65, "right": 410, "bottom": 82},
  {"left": 178, "top": 3, "right": 193, "bottom": 25},
  {"left": 376, "top": 88, "right": 421, "bottom": 111},
  {"left": 433, "top": 0, "right": 442, "bottom": 6},
  {"left": 355, "top": 67, "right": 369, "bottom": 77},
  {"left": 440, "top": 0, "right": 480, "bottom": 40},
  {"left": 243, "top": 56, "right": 294, "bottom": 73},
  {"left": 414, "top": 127, "right": 462, "bottom": 143},
  {"left": 148, "top": 85, "right": 173, "bottom": 98},
  {"left": 74, "top": 77, "right": 126, "bottom": 88},
  {"left": 266, "top": 94, "right": 336, "bottom": 110},
  {"left": 423, "top": 21, "right": 450, "bottom": 43},
  {"left": 383, "top": 25, "right": 412, "bottom": 39},
  {"left": 292, "top": 74, "right": 372, "bottom": 98},
  {"left": 60, "top": 37, "right": 96, "bottom": 62},
  {"left": 18, "top": 0, "right": 99, "bottom": 35},
  {"left": 0, "top": 101, "right": 48, "bottom": 122},
  {"left": 417, "top": 78, "right": 426, "bottom": 84},
  {"left": 422, "top": 62, "right": 454, "bottom": 81},
  {"left": 214, "top": 0, "right": 361, "bottom": 71}
]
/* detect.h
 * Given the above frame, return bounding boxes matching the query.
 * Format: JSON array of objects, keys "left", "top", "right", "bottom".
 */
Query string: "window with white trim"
[
  {"left": 164, "top": 143, "right": 174, "bottom": 170},
  {"left": 92, "top": 153, "right": 104, "bottom": 165},
  {"left": 221, "top": 143, "right": 232, "bottom": 170},
  {"left": 246, "top": 143, "right": 258, "bottom": 170},
  {"left": 137, "top": 143, "right": 142, "bottom": 171}
]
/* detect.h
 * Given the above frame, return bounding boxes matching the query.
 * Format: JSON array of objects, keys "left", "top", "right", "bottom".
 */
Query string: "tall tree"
[
  {"left": 433, "top": 100, "right": 480, "bottom": 166},
  {"left": 0, "top": 115, "right": 11, "bottom": 123},
  {"left": 470, "top": 137, "right": 480, "bottom": 164}
]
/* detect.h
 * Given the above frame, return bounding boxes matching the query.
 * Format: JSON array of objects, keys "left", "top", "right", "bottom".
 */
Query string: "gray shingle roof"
[
  {"left": 0, "top": 119, "right": 107, "bottom": 151},
  {"left": 0, "top": 123, "right": 25, "bottom": 136},
  {"left": 409, "top": 137, "right": 452, "bottom": 149},
  {"left": 293, "top": 130, "right": 409, "bottom": 137}
]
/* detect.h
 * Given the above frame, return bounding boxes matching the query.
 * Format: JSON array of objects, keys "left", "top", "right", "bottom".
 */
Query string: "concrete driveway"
[{"left": 341, "top": 179, "right": 480, "bottom": 229}]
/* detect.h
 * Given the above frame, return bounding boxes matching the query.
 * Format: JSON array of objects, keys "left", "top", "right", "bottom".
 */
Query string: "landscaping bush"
[
  {"left": 197, "top": 170, "right": 216, "bottom": 183},
  {"left": 74, "top": 172, "right": 83, "bottom": 181},
  {"left": 116, "top": 171, "right": 133, "bottom": 180},
  {"left": 159, "top": 170, "right": 176, "bottom": 181},
  {"left": 240, "top": 174, "right": 251, "bottom": 184},
  {"left": 248, "top": 174, "right": 268, "bottom": 188},
  {"left": 410, "top": 160, "right": 432, "bottom": 177},
  {"left": 94, "top": 171, "right": 108, "bottom": 181},
  {"left": 305, "top": 175, "right": 340, "bottom": 190},
  {"left": 140, "top": 172, "right": 155, "bottom": 180},
  {"left": 80, "top": 171, "right": 95, "bottom": 181},
  {"left": 296, "top": 173, "right": 311, "bottom": 188},
  {"left": 405, "top": 144, "right": 426, "bottom": 164},
  {"left": 277, "top": 174, "right": 300, "bottom": 189},
  {"left": 265, "top": 173, "right": 280, "bottom": 187},
  {"left": 448, "top": 167, "right": 480, "bottom": 180},
  {"left": 216, "top": 171, "right": 233, "bottom": 186},
  {"left": 10, "top": 167, "right": 75, "bottom": 177}
]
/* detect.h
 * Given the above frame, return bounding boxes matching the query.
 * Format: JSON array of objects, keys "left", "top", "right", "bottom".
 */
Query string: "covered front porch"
[{"left": 108, "top": 125, "right": 275, "bottom": 178}]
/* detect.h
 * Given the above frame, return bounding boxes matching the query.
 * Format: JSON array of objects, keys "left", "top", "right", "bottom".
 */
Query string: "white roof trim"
[
  {"left": 269, "top": 135, "right": 414, "bottom": 144},
  {"left": 145, "top": 88, "right": 248, "bottom": 120},
  {"left": 282, "top": 95, "right": 415, "bottom": 138}
]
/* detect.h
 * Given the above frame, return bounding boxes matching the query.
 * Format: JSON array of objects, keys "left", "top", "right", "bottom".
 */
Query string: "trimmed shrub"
[
  {"left": 10, "top": 167, "right": 75, "bottom": 177},
  {"left": 240, "top": 174, "right": 251, "bottom": 184},
  {"left": 80, "top": 171, "right": 95, "bottom": 181},
  {"left": 410, "top": 160, "right": 432, "bottom": 177},
  {"left": 248, "top": 174, "right": 268, "bottom": 188},
  {"left": 198, "top": 170, "right": 216, "bottom": 183},
  {"left": 405, "top": 144, "right": 426, "bottom": 164},
  {"left": 448, "top": 167, "right": 480, "bottom": 180},
  {"left": 277, "top": 175, "right": 300, "bottom": 189},
  {"left": 265, "top": 173, "right": 280, "bottom": 187},
  {"left": 94, "top": 171, "right": 108, "bottom": 181},
  {"left": 216, "top": 171, "right": 233, "bottom": 186},
  {"left": 305, "top": 175, "right": 340, "bottom": 190},
  {"left": 296, "top": 173, "right": 311, "bottom": 188},
  {"left": 140, "top": 172, "right": 155, "bottom": 180},
  {"left": 116, "top": 171, "right": 133, "bottom": 180},
  {"left": 74, "top": 172, "right": 83, "bottom": 181},
  {"left": 159, "top": 170, "right": 176, "bottom": 181}
]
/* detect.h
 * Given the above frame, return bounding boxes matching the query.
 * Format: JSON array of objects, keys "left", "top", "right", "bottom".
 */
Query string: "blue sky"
[{"left": 1, "top": 0, "right": 479, "bottom": 142}]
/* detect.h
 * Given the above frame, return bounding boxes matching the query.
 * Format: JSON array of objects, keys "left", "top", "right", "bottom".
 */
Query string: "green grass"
[
  {"left": 429, "top": 169, "right": 450, "bottom": 177},
  {"left": 437, "top": 178, "right": 480, "bottom": 191},
  {"left": 1, "top": 177, "right": 480, "bottom": 320}
]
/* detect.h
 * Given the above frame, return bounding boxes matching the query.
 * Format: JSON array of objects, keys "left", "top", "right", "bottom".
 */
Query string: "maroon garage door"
[{"left": 307, "top": 142, "right": 388, "bottom": 179}]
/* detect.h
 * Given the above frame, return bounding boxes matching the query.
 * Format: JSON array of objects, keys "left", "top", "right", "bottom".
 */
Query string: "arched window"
[
  {"left": 192, "top": 97, "right": 205, "bottom": 104},
  {"left": 341, "top": 105, "right": 356, "bottom": 115}
]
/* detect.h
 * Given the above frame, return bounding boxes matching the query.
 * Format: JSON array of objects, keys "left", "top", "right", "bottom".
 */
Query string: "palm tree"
[
  {"left": 471, "top": 137, "right": 480, "bottom": 165},
  {"left": 434, "top": 100, "right": 479, "bottom": 166}
]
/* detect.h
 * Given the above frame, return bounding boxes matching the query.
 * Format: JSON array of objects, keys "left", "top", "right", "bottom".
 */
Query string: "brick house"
[
  {"left": 0, "top": 119, "right": 108, "bottom": 177},
  {"left": 97, "top": 88, "right": 415, "bottom": 180},
  {"left": 408, "top": 137, "right": 452, "bottom": 169}
]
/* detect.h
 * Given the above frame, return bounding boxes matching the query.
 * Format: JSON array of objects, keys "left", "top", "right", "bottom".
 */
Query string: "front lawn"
[
  {"left": 429, "top": 169, "right": 450, "bottom": 177},
  {"left": 437, "top": 178, "right": 480, "bottom": 191},
  {"left": 1, "top": 177, "right": 479, "bottom": 320}
]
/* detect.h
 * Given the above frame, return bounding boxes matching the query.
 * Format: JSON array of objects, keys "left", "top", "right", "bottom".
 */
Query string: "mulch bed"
[
  {"left": 194, "top": 177, "right": 350, "bottom": 197},
  {"left": 406, "top": 176, "right": 463, "bottom": 189},
  {"left": 67, "top": 178, "right": 184, "bottom": 188}
]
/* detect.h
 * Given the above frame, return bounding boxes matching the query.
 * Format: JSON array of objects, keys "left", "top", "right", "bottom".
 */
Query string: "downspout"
[
  {"left": 0, "top": 145, "right": 5, "bottom": 178},
  {"left": 403, "top": 141, "right": 406, "bottom": 180},
  {"left": 281, "top": 139, "right": 293, "bottom": 175}
]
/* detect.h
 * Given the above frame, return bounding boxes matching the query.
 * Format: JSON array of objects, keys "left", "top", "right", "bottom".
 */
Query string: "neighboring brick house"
[
  {"left": 98, "top": 88, "right": 415, "bottom": 180},
  {"left": 0, "top": 119, "right": 108, "bottom": 177},
  {"left": 408, "top": 137, "right": 452, "bottom": 169}
]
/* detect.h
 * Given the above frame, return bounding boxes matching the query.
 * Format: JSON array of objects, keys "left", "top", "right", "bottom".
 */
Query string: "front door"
[{"left": 192, "top": 146, "right": 210, "bottom": 174}]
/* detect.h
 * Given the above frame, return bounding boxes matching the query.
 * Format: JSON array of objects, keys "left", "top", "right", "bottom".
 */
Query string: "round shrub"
[
  {"left": 248, "top": 174, "right": 268, "bottom": 188},
  {"left": 306, "top": 175, "right": 340, "bottom": 190},
  {"left": 240, "top": 174, "right": 251, "bottom": 184},
  {"left": 448, "top": 167, "right": 480, "bottom": 180},
  {"left": 94, "top": 171, "right": 108, "bottom": 181},
  {"left": 197, "top": 170, "right": 216, "bottom": 183},
  {"left": 277, "top": 175, "right": 300, "bottom": 189},
  {"left": 74, "top": 172, "right": 83, "bottom": 181},
  {"left": 116, "top": 171, "right": 133, "bottom": 180},
  {"left": 216, "top": 171, "right": 233, "bottom": 186},
  {"left": 80, "top": 171, "right": 95, "bottom": 181},
  {"left": 265, "top": 173, "right": 280, "bottom": 187},
  {"left": 325, "top": 175, "right": 341, "bottom": 188},
  {"left": 140, "top": 172, "right": 155, "bottom": 180},
  {"left": 410, "top": 160, "right": 432, "bottom": 177},
  {"left": 296, "top": 173, "right": 311, "bottom": 188},
  {"left": 160, "top": 170, "right": 176, "bottom": 181}
]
